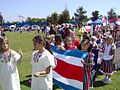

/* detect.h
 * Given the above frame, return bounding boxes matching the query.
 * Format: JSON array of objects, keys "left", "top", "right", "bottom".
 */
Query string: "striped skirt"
[{"left": 99, "top": 59, "right": 116, "bottom": 75}]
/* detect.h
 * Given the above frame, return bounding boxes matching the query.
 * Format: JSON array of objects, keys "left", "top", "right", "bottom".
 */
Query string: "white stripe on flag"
[
  {"left": 53, "top": 71, "right": 83, "bottom": 89},
  {"left": 53, "top": 52, "right": 83, "bottom": 67}
]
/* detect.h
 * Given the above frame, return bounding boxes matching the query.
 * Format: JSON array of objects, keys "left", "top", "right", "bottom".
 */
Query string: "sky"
[{"left": 0, "top": 0, "right": 120, "bottom": 22}]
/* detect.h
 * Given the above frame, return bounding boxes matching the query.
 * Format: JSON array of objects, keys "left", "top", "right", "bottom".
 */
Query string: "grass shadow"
[
  {"left": 26, "top": 75, "right": 31, "bottom": 77},
  {"left": 94, "top": 80, "right": 107, "bottom": 87},
  {"left": 20, "top": 75, "right": 31, "bottom": 87},
  {"left": 20, "top": 78, "right": 31, "bottom": 87}
]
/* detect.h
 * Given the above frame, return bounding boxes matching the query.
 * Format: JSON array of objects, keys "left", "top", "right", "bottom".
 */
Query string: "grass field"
[{"left": 5, "top": 31, "right": 120, "bottom": 90}]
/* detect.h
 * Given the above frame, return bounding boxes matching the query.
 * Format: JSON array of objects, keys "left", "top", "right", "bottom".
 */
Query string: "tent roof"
[{"left": 91, "top": 19, "right": 102, "bottom": 24}]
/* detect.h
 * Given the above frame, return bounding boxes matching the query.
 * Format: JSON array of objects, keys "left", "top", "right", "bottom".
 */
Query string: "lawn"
[{"left": 5, "top": 31, "right": 120, "bottom": 90}]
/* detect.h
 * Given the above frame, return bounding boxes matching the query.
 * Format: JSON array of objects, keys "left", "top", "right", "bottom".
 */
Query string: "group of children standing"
[
  {"left": 0, "top": 23, "right": 117, "bottom": 90},
  {"left": 0, "top": 34, "right": 56, "bottom": 90}
]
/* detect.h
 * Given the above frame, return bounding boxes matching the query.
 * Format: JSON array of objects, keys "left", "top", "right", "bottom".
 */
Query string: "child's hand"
[
  {"left": 17, "top": 49, "right": 23, "bottom": 64},
  {"left": 81, "top": 60, "right": 85, "bottom": 65},
  {"left": 34, "top": 72, "right": 46, "bottom": 77},
  {"left": 34, "top": 72, "right": 40, "bottom": 77},
  {"left": 19, "top": 49, "right": 23, "bottom": 57},
  {"left": 57, "top": 45, "right": 65, "bottom": 50}
]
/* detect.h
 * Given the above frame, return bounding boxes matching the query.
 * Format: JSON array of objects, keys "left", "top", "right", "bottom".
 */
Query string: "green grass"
[{"left": 5, "top": 31, "right": 120, "bottom": 90}]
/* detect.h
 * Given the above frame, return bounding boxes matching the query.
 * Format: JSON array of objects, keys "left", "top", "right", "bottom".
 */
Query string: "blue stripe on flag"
[
  {"left": 53, "top": 78, "right": 82, "bottom": 90},
  {"left": 51, "top": 45, "right": 85, "bottom": 58}
]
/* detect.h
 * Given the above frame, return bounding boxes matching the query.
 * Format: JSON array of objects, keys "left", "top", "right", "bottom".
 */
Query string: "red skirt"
[{"left": 99, "top": 59, "right": 116, "bottom": 75}]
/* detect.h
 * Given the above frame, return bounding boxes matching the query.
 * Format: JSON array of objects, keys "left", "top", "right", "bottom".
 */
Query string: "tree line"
[{"left": 0, "top": 6, "right": 120, "bottom": 25}]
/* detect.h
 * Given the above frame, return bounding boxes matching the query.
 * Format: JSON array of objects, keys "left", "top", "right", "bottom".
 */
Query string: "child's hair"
[
  {"left": 0, "top": 36, "right": 8, "bottom": 44},
  {"left": 55, "top": 34, "right": 62, "bottom": 42},
  {"left": 33, "top": 35, "right": 53, "bottom": 54},
  {"left": 33, "top": 35, "right": 46, "bottom": 46},
  {"left": 106, "top": 35, "right": 114, "bottom": 44},
  {"left": 77, "top": 39, "right": 92, "bottom": 52},
  {"left": 54, "top": 34, "right": 63, "bottom": 45},
  {"left": 46, "top": 35, "right": 51, "bottom": 40}
]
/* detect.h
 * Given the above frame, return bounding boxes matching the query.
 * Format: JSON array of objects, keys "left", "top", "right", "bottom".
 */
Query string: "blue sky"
[{"left": 0, "top": 0, "right": 120, "bottom": 22}]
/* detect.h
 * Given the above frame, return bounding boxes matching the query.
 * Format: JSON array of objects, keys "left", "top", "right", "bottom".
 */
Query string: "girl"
[
  {"left": 57, "top": 37, "right": 77, "bottom": 50},
  {"left": 0, "top": 36, "right": 23, "bottom": 90},
  {"left": 99, "top": 35, "right": 116, "bottom": 84},
  {"left": 63, "top": 37, "right": 77, "bottom": 50},
  {"left": 91, "top": 36, "right": 99, "bottom": 81},
  {"left": 78, "top": 40, "right": 94, "bottom": 90},
  {"left": 31, "top": 35, "right": 56, "bottom": 90}
]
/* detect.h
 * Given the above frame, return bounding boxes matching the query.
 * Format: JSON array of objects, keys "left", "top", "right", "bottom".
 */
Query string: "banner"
[{"left": 51, "top": 45, "right": 84, "bottom": 90}]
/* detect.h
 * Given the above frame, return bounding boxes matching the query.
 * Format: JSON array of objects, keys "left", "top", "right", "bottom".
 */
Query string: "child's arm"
[
  {"left": 34, "top": 66, "right": 51, "bottom": 77},
  {"left": 57, "top": 45, "right": 66, "bottom": 50},
  {"left": 81, "top": 60, "right": 94, "bottom": 66},
  {"left": 17, "top": 49, "right": 23, "bottom": 64}
]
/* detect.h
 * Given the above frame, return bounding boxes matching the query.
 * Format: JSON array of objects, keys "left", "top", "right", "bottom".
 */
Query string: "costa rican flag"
[{"left": 51, "top": 45, "right": 84, "bottom": 90}]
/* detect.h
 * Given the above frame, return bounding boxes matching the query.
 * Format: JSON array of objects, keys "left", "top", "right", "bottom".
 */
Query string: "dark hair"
[
  {"left": 33, "top": 35, "right": 46, "bottom": 46},
  {"left": 33, "top": 35, "right": 53, "bottom": 54},
  {"left": 78, "top": 22, "right": 83, "bottom": 25},
  {"left": 55, "top": 34, "right": 62, "bottom": 41},
  {"left": 77, "top": 39, "right": 92, "bottom": 52}
]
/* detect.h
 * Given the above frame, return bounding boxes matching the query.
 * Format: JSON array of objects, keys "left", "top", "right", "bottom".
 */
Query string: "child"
[
  {"left": 0, "top": 36, "right": 23, "bottom": 90},
  {"left": 91, "top": 36, "right": 99, "bottom": 81},
  {"left": 78, "top": 40, "right": 94, "bottom": 90},
  {"left": 63, "top": 37, "right": 77, "bottom": 50},
  {"left": 99, "top": 35, "right": 116, "bottom": 84},
  {"left": 57, "top": 37, "right": 77, "bottom": 50},
  {"left": 71, "top": 34, "right": 80, "bottom": 47},
  {"left": 31, "top": 35, "right": 56, "bottom": 90}
]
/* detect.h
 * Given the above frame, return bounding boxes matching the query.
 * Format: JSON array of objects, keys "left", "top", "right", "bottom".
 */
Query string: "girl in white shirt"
[
  {"left": 99, "top": 35, "right": 116, "bottom": 84},
  {"left": 31, "top": 35, "right": 56, "bottom": 90},
  {"left": 0, "top": 36, "right": 23, "bottom": 90}
]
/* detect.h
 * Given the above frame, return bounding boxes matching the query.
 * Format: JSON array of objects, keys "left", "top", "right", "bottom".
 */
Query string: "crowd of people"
[{"left": 0, "top": 21, "right": 120, "bottom": 90}]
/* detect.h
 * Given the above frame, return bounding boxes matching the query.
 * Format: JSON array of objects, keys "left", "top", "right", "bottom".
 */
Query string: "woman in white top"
[{"left": 31, "top": 35, "right": 56, "bottom": 90}]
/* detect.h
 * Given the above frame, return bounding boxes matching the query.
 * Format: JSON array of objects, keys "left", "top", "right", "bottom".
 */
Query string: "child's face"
[
  {"left": 81, "top": 43, "right": 89, "bottom": 52},
  {"left": 66, "top": 38, "right": 73, "bottom": 46},
  {"left": 33, "top": 40, "right": 42, "bottom": 50},
  {"left": 106, "top": 38, "right": 113, "bottom": 44},
  {"left": 1, "top": 40, "right": 9, "bottom": 51}
]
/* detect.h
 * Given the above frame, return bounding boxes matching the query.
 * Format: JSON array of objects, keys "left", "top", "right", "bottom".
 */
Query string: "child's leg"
[
  {"left": 102, "top": 74, "right": 108, "bottom": 83},
  {"left": 108, "top": 75, "right": 111, "bottom": 83}
]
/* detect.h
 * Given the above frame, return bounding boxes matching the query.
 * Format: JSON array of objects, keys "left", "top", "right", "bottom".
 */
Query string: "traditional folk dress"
[
  {"left": 31, "top": 50, "right": 56, "bottom": 90},
  {"left": 81, "top": 52, "right": 94, "bottom": 90},
  {"left": 99, "top": 44, "right": 116, "bottom": 75},
  {"left": 0, "top": 49, "right": 21, "bottom": 90}
]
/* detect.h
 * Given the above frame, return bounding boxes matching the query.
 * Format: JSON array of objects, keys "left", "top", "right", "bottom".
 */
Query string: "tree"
[
  {"left": 74, "top": 6, "right": 87, "bottom": 22},
  {"left": 58, "top": 8, "right": 70, "bottom": 24},
  {"left": 70, "top": 16, "right": 76, "bottom": 22},
  {"left": 51, "top": 12, "right": 58, "bottom": 24},
  {"left": 0, "top": 12, "right": 4, "bottom": 24},
  {"left": 58, "top": 14, "right": 64, "bottom": 24},
  {"left": 62, "top": 8, "right": 70, "bottom": 23},
  {"left": 99, "top": 15, "right": 103, "bottom": 20},
  {"left": 92, "top": 10, "right": 99, "bottom": 21},
  {"left": 107, "top": 8, "right": 117, "bottom": 20},
  {"left": 46, "top": 15, "right": 52, "bottom": 23},
  {"left": 26, "top": 17, "right": 32, "bottom": 22}
]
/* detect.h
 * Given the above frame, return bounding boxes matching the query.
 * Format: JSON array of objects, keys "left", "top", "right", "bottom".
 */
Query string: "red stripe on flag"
[{"left": 53, "top": 58, "right": 84, "bottom": 82}]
